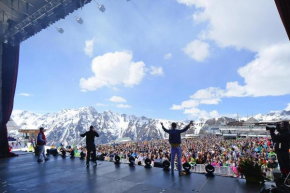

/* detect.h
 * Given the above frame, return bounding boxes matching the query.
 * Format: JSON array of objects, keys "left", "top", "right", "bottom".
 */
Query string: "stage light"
[
  {"left": 98, "top": 4, "right": 105, "bottom": 12},
  {"left": 183, "top": 162, "right": 191, "bottom": 175},
  {"left": 70, "top": 150, "right": 75, "bottom": 159},
  {"left": 205, "top": 164, "right": 215, "bottom": 177},
  {"left": 80, "top": 152, "right": 86, "bottom": 160},
  {"left": 56, "top": 27, "right": 64, "bottom": 34},
  {"left": 75, "top": 16, "right": 84, "bottom": 24},
  {"left": 114, "top": 155, "right": 120, "bottom": 164},
  {"left": 94, "top": 1, "right": 105, "bottom": 12},
  {"left": 144, "top": 158, "right": 152, "bottom": 169},
  {"left": 129, "top": 156, "right": 135, "bottom": 167},
  {"left": 162, "top": 160, "right": 170, "bottom": 171},
  {"left": 53, "top": 151, "right": 57, "bottom": 156}
]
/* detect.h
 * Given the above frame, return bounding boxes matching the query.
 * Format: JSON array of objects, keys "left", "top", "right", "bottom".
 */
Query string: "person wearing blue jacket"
[{"left": 161, "top": 121, "right": 194, "bottom": 176}]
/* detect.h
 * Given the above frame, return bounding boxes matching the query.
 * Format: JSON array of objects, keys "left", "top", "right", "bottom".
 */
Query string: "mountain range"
[
  {"left": 10, "top": 107, "right": 198, "bottom": 145},
  {"left": 9, "top": 107, "right": 290, "bottom": 145}
]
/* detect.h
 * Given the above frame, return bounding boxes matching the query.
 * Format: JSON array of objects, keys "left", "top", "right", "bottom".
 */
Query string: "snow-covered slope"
[
  {"left": 11, "top": 107, "right": 196, "bottom": 145},
  {"left": 11, "top": 107, "right": 290, "bottom": 145},
  {"left": 239, "top": 110, "right": 290, "bottom": 121}
]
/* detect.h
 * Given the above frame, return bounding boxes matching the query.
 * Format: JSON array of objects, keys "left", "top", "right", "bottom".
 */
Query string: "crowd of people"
[
  {"left": 30, "top": 122, "right": 289, "bottom": 178},
  {"left": 96, "top": 134, "right": 279, "bottom": 177}
]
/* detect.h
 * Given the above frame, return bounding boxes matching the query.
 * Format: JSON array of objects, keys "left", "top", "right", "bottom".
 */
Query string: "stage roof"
[{"left": 0, "top": 0, "right": 92, "bottom": 45}]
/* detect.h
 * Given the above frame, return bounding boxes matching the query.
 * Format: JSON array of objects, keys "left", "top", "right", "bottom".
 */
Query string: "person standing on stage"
[
  {"left": 37, "top": 127, "right": 49, "bottom": 162},
  {"left": 80, "top": 126, "right": 99, "bottom": 167},
  {"left": 268, "top": 121, "right": 290, "bottom": 178},
  {"left": 161, "top": 121, "right": 194, "bottom": 176}
]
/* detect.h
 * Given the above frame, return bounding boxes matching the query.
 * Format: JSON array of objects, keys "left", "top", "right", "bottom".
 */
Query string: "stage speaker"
[
  {"left": 47, "top": 149, "right": 58, "bottom": 156},
  {"left": 154, "top": 162, "right": 163, "bottom": 168},
  {"left": 96, "top": 155, "right": 105, "bottom": 161}
]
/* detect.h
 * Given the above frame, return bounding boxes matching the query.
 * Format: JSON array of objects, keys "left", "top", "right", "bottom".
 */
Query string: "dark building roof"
[{"left": 226, "top": 121, "right": 244, "bottom": 126}]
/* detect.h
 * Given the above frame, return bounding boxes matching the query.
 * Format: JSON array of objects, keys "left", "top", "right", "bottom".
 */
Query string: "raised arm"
[
  {"left": 95, "top": 131, "right": 99, "bottom": 137},
  {"left": 161, "top": 122, "right": 169, "bottom": 133},
  {"left": 180, "top": 121, "right": 194, "bottom": 133},
  {"left": 80, "top": 132, "right": 87, "bottom": 137}
]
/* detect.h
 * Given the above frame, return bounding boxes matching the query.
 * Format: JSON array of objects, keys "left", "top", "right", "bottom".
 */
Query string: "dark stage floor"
[{"left": 0, "top": 152, "right": 274, "bottom": 193}]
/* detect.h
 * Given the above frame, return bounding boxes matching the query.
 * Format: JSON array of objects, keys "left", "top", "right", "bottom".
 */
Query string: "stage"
[{"left": 0, "top": 152, "right": 274, "bottom": 193}]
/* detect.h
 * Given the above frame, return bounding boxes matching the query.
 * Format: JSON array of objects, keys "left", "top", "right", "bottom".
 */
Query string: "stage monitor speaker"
[
  {"left": 96, "top": 155, "right": 105, "bottom": 161},
  {"left": 154, "top": 162, "right": 163, "bottom": 168},
  {"left": 47, "top": 149, "right": 58, "bottom": 156}
]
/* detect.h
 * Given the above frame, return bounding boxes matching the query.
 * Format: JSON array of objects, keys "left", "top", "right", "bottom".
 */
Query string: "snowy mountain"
[
  {"left": 10, "top": 107, "right": 290, "bottom": 145},
  {"left": 239, "top": 110, "right": 290, "bottom": 121},
  {"left": 10, "top": 107, "right": 197, "bottom": 145}
]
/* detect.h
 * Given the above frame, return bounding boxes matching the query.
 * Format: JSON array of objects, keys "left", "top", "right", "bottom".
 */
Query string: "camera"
[{"left": 266, "top": 123, "right": 281, "bottom": 131}]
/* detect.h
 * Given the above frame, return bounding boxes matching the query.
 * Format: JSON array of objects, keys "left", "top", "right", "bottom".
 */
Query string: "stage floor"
[{"left": 0, "top": 152, "right": 274, "bottom": 193}]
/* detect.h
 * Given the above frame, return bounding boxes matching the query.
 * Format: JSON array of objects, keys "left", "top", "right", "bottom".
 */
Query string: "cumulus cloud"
[
  {"left": 191, "top": 87, "right": 223, "bottom": 99},
  {"left": 182, "top": 40, "right": 210, "bottom": 62},
  {"left": 184, "top": 107, "right": 219, "bottom": 119},
  {"left": 109, "top": 96, "right": 126, "bottom": 103},
  {"left": 116, "top": 104, "right": 131, "bottom": 108},
  {"left": 150, "top": 66, "right": 164, "bottom": 76},
  {"left": 18, "top": 93, "right": 33, "bottom": 97},
  {"left": 171, "top": 44, "right": 290, "bottom": 117},
  {"left": 171, "top": 0, "right": 290, "bottom": 119},
  {"left": 237, "top": 43, "right": 290, "bottom": 97},
  {"left": 80, "top": 51, "right": 146, "bottom": 91},
  {"left": 96, "top": 103, "right": 108, "bottom": 107},
  {"left": 84, "top": 38, "right": 96, "bottom": 57},
  {"left": 170, "top": 104, "right": 183, "bottom": 110},
  {"left": 164, "top": 53, "right": 172, "bottom": 60},
  {"left": 178, "top": 0, "right": 287, "bottom": 52}
]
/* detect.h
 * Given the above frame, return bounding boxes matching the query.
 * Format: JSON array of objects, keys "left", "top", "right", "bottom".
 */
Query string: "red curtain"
[
  {"left": 0, "top": 43, "right": 19, "bottom": 158},
  {"left": 275, "top": 0, "right": 290, "bottom": 40}
]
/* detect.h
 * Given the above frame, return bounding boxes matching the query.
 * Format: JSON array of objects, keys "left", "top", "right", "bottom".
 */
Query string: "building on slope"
[{"left": 219, "top": 117, "right": 270, "bottom": 139}]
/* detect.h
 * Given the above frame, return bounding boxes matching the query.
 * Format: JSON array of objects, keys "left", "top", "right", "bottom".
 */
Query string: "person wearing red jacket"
[{"left": 37, "top": 127, "right": 49, "bottom": 163}]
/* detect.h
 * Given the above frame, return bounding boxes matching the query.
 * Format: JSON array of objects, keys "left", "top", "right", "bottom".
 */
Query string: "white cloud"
[
  {"left": 84, "top": 38, "right": 96, "bottom": 57},
  {"left": 181, "top": 99, "right": 199, "bottom": 108},
  {"left": 18, "top": 93, "right": 33, "bottom": 97},
  {"left": 171, "top": 0, "right": 290, "bottom": 119},
  {"left": 80, "top": 51, "right": 146, "bottom": 91},
  {"left": 237, "top": 43, "right": 290, "bottom": 97},
  {"left": 172, "top": 43, "right": 290, "bottom": 117},
  {"left": 191, "top": 87, "right": 223, "bottom": 99},
  {"left": 224, "top": 82, "right": 248, "bottom": 97},
  {"left": 164, "top": 53, "right": 172, "bottom": 60},
  {"left": 96, "top": 103, "right": 108, "bottom": 107},
  {"left": 200, "top": 98, "right": 221, "bottom": 105},
  {"left": 178, "top": 0, "right": 287, "bottom": 52},
  {"left": 285, "top": 103, "right": 290, "bottom": 111},
  {"left": 170, "top": 104, "right": 184, "bottom": 110},
  {"left": 209, "top": 110, "right": 219, "bottom": 118},
  {"left": 182, "top": 40, "right": 210, "bottom": 62},
  {"left": 109, "top": 96, "right": 126, "bottom": 103},
  {"left": 116, "top": 104, "right": 131, "bottom": 108},
  {"left": 150, "top": 66, "right": 164, "bottom": 76},
  {"left": 184, "top": 107, "right": 219, "bottom": 119}
]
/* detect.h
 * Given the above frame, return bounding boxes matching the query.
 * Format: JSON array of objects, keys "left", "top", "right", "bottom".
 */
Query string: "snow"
[{"left": 10, "top": 107, "right": 290, "bottom": 145}]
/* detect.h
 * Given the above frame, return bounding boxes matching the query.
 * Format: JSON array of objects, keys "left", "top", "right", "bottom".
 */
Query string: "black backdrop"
[{"left": 0, "top": 43, "right": 19, "bottom": 157}]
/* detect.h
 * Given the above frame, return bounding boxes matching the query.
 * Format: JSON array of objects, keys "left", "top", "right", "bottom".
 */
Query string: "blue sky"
[{"left": 14, "top": 0, "right": 290, "bottom": 120}]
